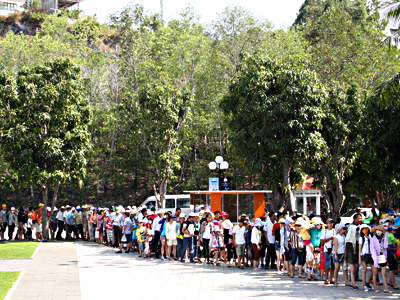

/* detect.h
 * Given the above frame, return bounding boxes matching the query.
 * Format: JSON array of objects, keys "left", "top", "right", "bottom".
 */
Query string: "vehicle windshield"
[{"left": 341, "top": 210, "right": 356, "bottom": 217}]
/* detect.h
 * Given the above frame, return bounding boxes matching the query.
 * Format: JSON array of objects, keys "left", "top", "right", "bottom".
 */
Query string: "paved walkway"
[
  {"left": 4, "top": 242, "right": 81, "bottom": 300},
  {"left": 1, "top": 241, "right": 400, "bottom": 300}
]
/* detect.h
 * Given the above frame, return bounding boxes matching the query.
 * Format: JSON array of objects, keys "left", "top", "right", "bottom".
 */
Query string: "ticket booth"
[{"left": 184, "top": 190, "right": 271, "bottom": 222}]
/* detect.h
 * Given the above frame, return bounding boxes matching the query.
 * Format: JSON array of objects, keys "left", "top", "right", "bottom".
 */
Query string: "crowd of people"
[{"left": 1, "top": 202, "right": 400, "bottom": 293}]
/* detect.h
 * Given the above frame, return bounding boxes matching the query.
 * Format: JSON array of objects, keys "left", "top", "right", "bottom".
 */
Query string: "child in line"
[
  {"left": 136, "top": 221, "right": 147, "bottom": 257},
  {"left": 144, "top": 221, "right": 153, "bottom": 258},
  {"left": 210, "top": 225, "right": 224, "bottom": 266}
]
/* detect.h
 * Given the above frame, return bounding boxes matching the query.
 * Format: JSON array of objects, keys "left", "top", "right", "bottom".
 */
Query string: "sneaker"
[
  {"left": 366, "top": 283, "right": 373, "bottom": 289},
  {"left": 334, "top": 283, "right": 338, "bottom": 287},
  {"left": 161, "top": 256, "right": 164, "bottom": 260},
  {"left": 277, "top": 271, "right": 283, "bottom": 275},
  {"left": 353, "top": 286, "right": 358, "bottom": 291},
  {"left": 364, "top": 285, "right": 368, "bottom": 292},
  {"left": 283, "top": 270, "right": 288, "bottom": 274}
]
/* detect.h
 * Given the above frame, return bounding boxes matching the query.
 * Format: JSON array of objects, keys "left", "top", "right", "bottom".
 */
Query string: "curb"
[{"left": 4, "top": 270, "right": 25, "bottom": 300}]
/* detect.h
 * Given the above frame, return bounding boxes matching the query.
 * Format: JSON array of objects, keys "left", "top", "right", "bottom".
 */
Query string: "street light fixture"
[{"left": 209, "top": 156, "right": 229, "bottom": 190}]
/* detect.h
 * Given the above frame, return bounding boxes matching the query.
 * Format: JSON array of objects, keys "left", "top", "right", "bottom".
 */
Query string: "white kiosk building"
[{"left": 294, "top": 175, "right": 322, "bottom": 215}]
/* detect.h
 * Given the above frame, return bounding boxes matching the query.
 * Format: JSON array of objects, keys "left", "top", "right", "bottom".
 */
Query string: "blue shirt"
[{"left": 68, "top": 212, "right": 75, "bottom": 226}]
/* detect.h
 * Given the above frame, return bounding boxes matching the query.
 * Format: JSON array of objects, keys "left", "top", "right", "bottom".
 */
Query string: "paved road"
[{"left": 2, "top": 241, "right": 400, "bottom": 300}]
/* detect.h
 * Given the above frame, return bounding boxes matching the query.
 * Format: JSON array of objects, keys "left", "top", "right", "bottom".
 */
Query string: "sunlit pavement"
[{"left": 2, "top": 241, "right": 400, "bottom": 300}]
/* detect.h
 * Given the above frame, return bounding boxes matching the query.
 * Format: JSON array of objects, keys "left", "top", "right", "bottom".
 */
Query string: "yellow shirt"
[
  {"left": 300, "top": 228, "right": 311, "bottom": 241},
  {"left": 136, "top": 227, "right": 146, "bottom": 242}
]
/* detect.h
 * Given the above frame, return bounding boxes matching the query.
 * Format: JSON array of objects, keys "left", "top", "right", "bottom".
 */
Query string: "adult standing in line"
[
  {"left": 153, "top": 210, "right": 163, "bottom": 259},
  {"left": 17, "top": 206, "right": 25, "bottom": 240},
  {"left": 159, "top": 212, "right": 170, "bottom": 260},
  {"left": 275, "top": 218, "right": 286, "bottom": 275},
  {"left": 64, "top": 205, "right": 71, "bottom": 240},
  {"left": 82, "top": 206, "right": 89, "bottom": 241},
  {"left": 265, "top": 212, "right": 277, "bottom": 269},
  {"left": 173, "top": 208, "right": 181, "bottom": 222},
  {"left": 176, "top": 213, "right": 185, "bottom": 261},
  {"left": 165, "top": 214, "right": 178, "bottom": 260},
  {"left": 34, "top": 203, "right": 45, "bottom": 241},
  {"left": 0, "top": 204, "right": 7, "bottom": 241},
  {"left": 199, "top": 213, "right": 213, "bottom": 264},
  {"left": 290, "top": 218, "right": 306, "bottom": 278},
  {"left": 90, "top": 208, "right": 97, "bottom": 242},
  {"left": 181, "top": 212, "right": 196, "bottom": 263},
  {"left": 251, "top": 219, "right": 263, "bottom": 271},
  {"left": 50, "top": 207, "right": 58, "bottom": 240},
  {"left": 68, "top": 207, "right": 76, "bottom": 240},
  {"left": 221, "top": 211, "right": 233, "bottom": 266},
  {"left": 344, "top": 213, "right": 362, "bottom": 290},
  {"left": 321, "top": 218, "right": 335, "bottom": 284},
  {"left": 233, "top": 218, "right": 247, "bottom": 269},
  {"left": 116, "top": 212, "right": 133, "bottom": 253},
  {"left": 74, "top": 206, "right": 83, "bottom": 239},
  {"left": 387, "top": 226, "right": 399, "bottom": 290},
  {"left": 333, "top": 224, "right": 349, "bottom": 287},
  {"left": 370, "top": 225, "right": 392, "bottom": 293},
  {"left": 56, "top": 206, "right": 65, "bottom": 240},
  {"left": 7, "top": 207, "right": 16, "bottom": 241}
]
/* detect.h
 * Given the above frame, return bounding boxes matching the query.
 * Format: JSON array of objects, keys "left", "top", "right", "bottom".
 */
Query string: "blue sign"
[{"left": 209, "top": 177, "right": 219, "bottom": 191}]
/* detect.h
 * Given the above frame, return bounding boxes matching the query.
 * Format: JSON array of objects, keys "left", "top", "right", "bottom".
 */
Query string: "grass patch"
[
  {"left": 0, "top": 242, "right": 38, "bottom": 259},
  {"left": 0, "top": 271, "right": 20, "bottom": 299}
]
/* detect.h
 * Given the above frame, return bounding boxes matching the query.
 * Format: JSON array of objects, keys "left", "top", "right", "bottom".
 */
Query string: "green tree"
[
  {"left": 0, "top": 58, "right": 91, "bottom": 238},
  {"left": 221, "top": 54, "right": 326, "bottom": 213},
  {"left": 122, "top": 84, "right": 194, "bottom": 208},
  {"left": 304, "top": 86, "right": 362, "bottom": 219}
]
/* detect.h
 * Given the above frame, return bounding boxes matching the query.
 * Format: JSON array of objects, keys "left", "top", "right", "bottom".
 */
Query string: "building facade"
[
  {"left": 0, "top": 0, "right": 24, "bottom": 15},
  {"left": 41, "top": 0, "right": 79, "bottom": 13}
]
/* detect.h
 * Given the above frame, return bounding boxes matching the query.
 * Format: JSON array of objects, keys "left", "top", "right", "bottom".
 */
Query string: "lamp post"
[{"left": 209, "top": 156, "right": 229, "bottom": 190}]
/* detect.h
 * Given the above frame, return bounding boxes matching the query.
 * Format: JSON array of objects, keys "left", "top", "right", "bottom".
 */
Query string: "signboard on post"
[{"left": 209, "top": 177, "right": 219, "bottom": 191}]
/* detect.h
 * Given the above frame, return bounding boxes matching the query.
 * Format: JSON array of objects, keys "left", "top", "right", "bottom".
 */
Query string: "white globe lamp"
[
  {"left": 215, "top": 156, "right": 224, "bottom": 164},
  {"left": 208, "top": 162, "right": 217, "bottom": 170}
]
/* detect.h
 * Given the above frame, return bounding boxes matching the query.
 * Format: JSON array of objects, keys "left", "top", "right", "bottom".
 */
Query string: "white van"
[{"left": 139, "top": 195, "right": 191, "bottom": 215}]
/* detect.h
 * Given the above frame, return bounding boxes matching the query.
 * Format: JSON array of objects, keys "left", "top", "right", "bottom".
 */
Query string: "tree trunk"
[
  {"left": 40, "top": 185, "right": 49, "bottom": 240},
  {"left": 332, "top": 177, "right": 344, "bottom": 222},
  {"left": 153, "top": 177, "right": 168, "bottom": 209},
  {"left": 282, "top": 163, "right": 294, "bottom": 214},
  {"left": 50, "top": 182, "right": 60, "bottom": 222}
]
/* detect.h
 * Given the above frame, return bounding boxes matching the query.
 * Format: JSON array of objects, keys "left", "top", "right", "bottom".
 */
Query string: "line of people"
[{"left": 2, "top": 202, "right": 400, "bottom": 294}]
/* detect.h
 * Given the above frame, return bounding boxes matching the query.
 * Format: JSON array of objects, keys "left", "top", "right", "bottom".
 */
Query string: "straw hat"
[
  {"left": 278, "top": 218, "right": 286, "bottom": 224},
  {"left": 371, "top": 225, "right": 385, "bottom": 234},
  {"left": 222, "top": 219, "right": 233, "bottom": 230},
  {"left": 311, "top": 217, "right": 324, "bottom": 225},
  {"left": 294, "top": 218, "right": 304, "bottom": 226},
  {"left": 382, "top": 214, "right": 395, "bottom": 223}
]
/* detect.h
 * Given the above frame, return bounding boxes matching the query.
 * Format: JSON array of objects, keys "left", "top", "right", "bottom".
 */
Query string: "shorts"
[
  {"left": 160, "top": 235, "right": 166, "bottom": 241},
  {"left": 35, "top": 223, "right": 43, "bottom": 233},
  {"left": 167, "top": 238, "right": 177, "bottom": 246},
  {"left": 291, "top": 248, "right": 305, "bottom": 266},
  {"left": 303, "top": 240, "right": 311, "bottom": 245},
  {"left": 284, "top": 246, "right": 292, "bottom": 262},
  {"left": 50, "top": 221, "right": 57, "bottom": 231},
  {"left": 107, "top": 231, "right": 114, "bottom": 241},
  {"left": 361, "top": 254, "right": 373, "bottom": 265},
  {"left": 139, "top": 241, "right": 145, "bottom": 250},
  {"left": 18, "top": 222, "right": 24, "bottom": 230},
  {"left": 344, "top": 243, "right": 358, "bottom": 264},
  {"left": 324, "top": 251, "right": 334, "bottom": 268},
  {"left": 388, "top": 253, "right": 398, "bottom": 271},
  {"left": 275, "top": 242, "right": 281, "bottom": 252},
  {"left": 252, "top": 243, "right": 260, "bottom": 261},
  {"left": 1, "top": 222, "right": 6, "bottom": 232},
  {"left": 123, "top": 233, "right": 132, "bottom": 243},
  {"left": 132, "top": 239, "right": 138, "bottom": 247},
  {"left": 333, "top": 253, "right": 344, "bottom": 264},
  {"left": 236, "top": 243, "right": 246, "bottom": 256},
  {"left": 83, "top": 223, "right": 88, "bottom": 232}
]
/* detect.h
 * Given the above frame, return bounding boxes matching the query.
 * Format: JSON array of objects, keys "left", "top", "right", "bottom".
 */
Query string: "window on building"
[{"left": 0, "top": 2, "right": 17, "bottom": 11}]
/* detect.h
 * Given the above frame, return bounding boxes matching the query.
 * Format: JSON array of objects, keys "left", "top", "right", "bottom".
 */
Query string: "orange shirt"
[{"left": 35, "top": 209, "right": 42, "bottom": 223}]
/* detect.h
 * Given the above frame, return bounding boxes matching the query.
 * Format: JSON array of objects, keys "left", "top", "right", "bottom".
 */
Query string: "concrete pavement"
[{"left": 1, "top": 241, "right": 400, "bottom": 300}]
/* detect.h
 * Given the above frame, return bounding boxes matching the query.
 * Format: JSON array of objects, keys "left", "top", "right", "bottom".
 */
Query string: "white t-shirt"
[
  {"left": 359, "top": 235, "right": 370, "bottom": 255},
  {"left": 264, "top": 219, "right": 275, "bottom": 244},
  {"left": 334, "top": 234, "right": 346, "bottom": 254},
  {"left": 321, "top": 229, "right": 335, "bottom": 252},
  {"left": 27, "top": 218, "right": 32, "bottom": 228},
  {"left": 233, "top": 225, "right": 246, "bottom": 244},
  {"left": 203, "top": 223, "right": 212, "bottom": 239}
]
